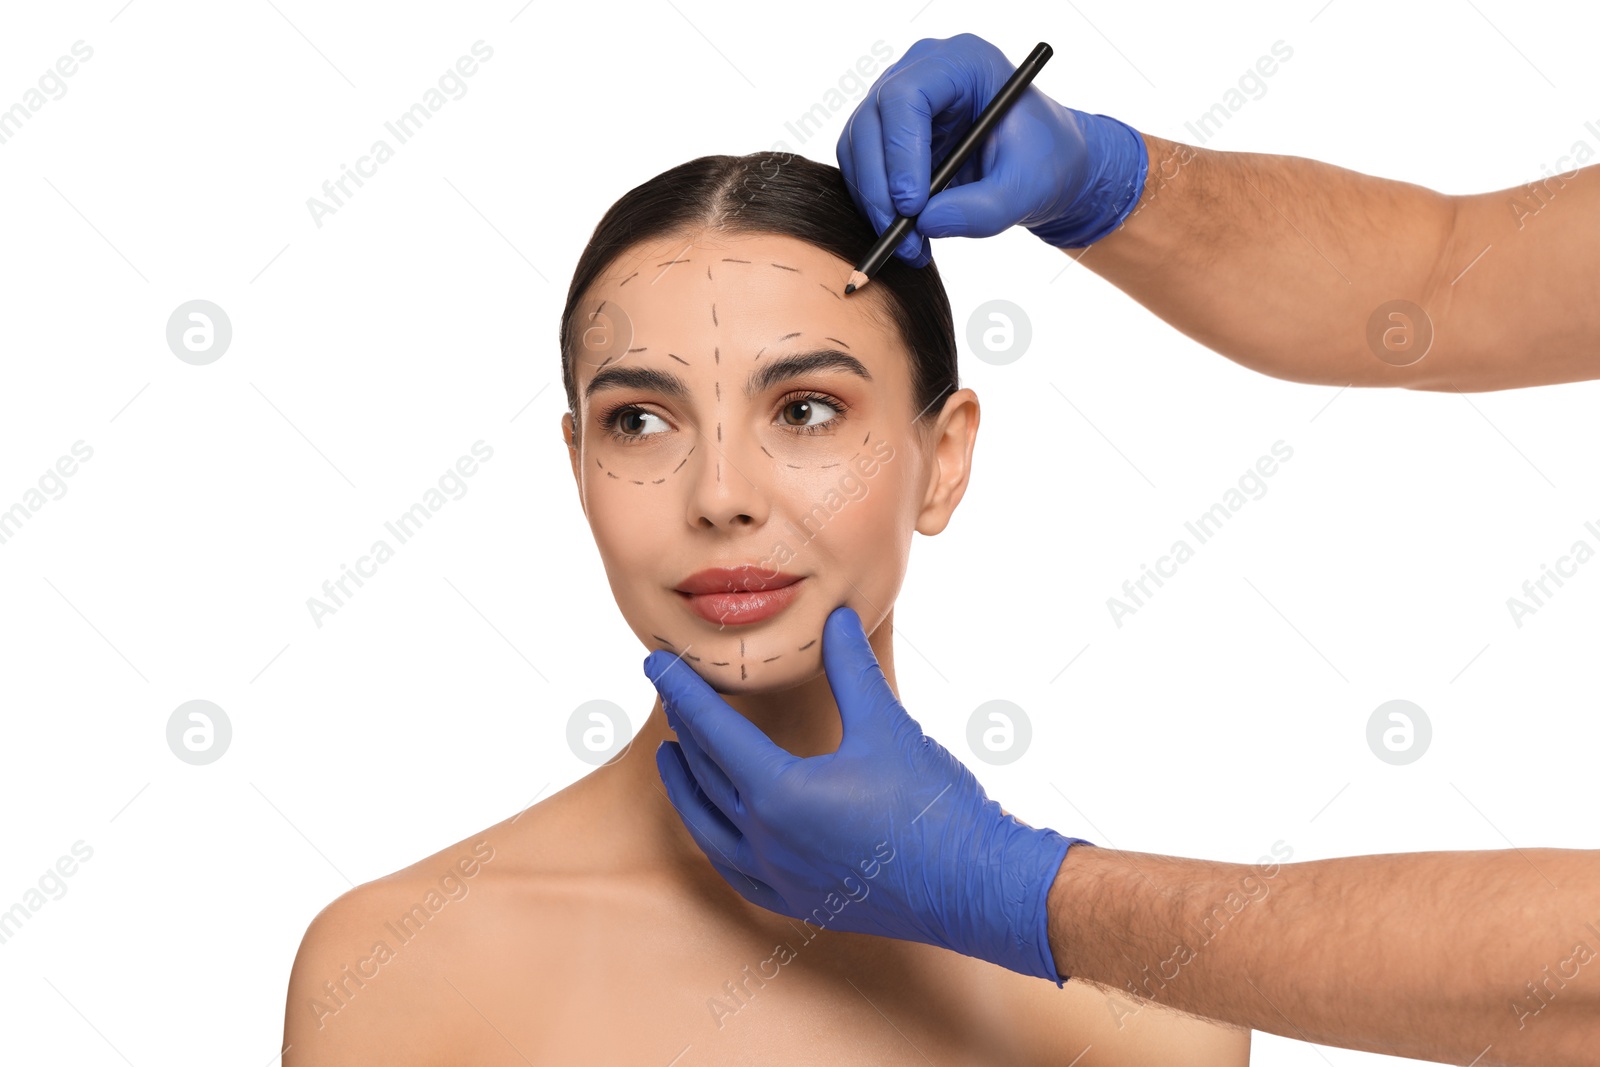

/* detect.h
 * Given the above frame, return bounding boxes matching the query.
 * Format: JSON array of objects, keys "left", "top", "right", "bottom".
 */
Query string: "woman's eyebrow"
[
  {"left": 583, "top": 347, "right": 871, "bottom": 403},
  {"left": 745, "top": 349, "right": 871, "bottom": 398}
]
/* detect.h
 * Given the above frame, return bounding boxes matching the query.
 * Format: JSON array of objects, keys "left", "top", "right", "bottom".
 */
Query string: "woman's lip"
[
  {"left": 674, "top": 566, "right": 804, "bottom": 595},
  {"left": 677, "top": 577, "right": 804, "bottom": 626}
]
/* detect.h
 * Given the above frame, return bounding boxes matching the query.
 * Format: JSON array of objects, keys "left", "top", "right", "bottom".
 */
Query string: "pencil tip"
[{"left": 843, "top": 283, "right": 855, "bottom": 294}]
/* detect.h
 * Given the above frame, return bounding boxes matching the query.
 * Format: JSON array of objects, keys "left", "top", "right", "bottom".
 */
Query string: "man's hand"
[
  {"left": 643, "top": 605, "right": 1090, "bottom": 985},
  {"left": 836, "top": 32, "right": 1149, "bottom": 265}
]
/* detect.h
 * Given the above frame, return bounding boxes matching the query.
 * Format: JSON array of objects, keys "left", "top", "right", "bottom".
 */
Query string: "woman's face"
[{"left": 562, "top": 230, "right": 972, "bottom": 695}]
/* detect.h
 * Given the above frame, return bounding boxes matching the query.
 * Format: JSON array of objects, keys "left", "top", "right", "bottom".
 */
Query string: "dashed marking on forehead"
[{"left": 618, "top": 271, "right": 639, "bottom": 286}]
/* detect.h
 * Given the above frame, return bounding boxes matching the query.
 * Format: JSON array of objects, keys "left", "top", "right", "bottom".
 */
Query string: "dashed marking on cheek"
[
  {"left": 628, "top": 346, "right": 648, "bottom": 353},
  {"left": 672, "top": 448, "right": 694, "bottom": 474},
  {"left": 715, "top": 381, "right": 720, "bottom": 401},
  {"left": 762, "top": 654, "right": 782, "bottom": 663},
  {"left": 820, "top": 462, "right": 839, "bottom": 468},
  {"left": 709, "top": 660, "right": 730, "bottom": 666},
  {"left": 717, "top": 423, "right": 722, "bottom": 443},
  {"left": 707, "top": 264, "right": 712, "bottom": 281},
  {"left": 712, "top": 304, "right": 718, "bottom": 327},
  {"left": 714, "top": 345, "right": 720, "bottom": 365},
  {"left": 653, "top": 635, "right": 674, "bottom": 646},
  {"left": 652, "top": 477, "right": 665, "bottom": 484},
  {"left": 721, "top": 257, "right": 750, "bottom": 263},
  {"left": 740, "top": 664, "right": 746, "bottom": 680},
  {"left": 863, "top": 431, "right": 871, "bottom": 445},
  {"left": 760, "top": 445, "right": 774, "bottom": 458},
  {"left": 770, "top": 263, "right": 799, "bottom": 273},
  {"left": 630, "top": 479, "right": 644, "bottom": 484}
]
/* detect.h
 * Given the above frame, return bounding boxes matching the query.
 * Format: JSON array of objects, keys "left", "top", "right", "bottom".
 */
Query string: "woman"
[{"left": 282, "top": 151, "right": 1250, "bottom": 1065}]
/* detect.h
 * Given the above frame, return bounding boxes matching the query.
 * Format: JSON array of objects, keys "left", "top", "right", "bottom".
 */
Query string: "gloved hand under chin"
[
  {"left": 644, "top": 605, "right": 1092, "bottom": 986},
  {"left": 836, "top": 32, "right": 1150, "bottom": 266}
]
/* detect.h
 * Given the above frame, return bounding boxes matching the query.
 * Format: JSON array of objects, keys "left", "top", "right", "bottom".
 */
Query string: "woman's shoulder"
[{"left": 281, "top": 797, "right": 584, "bottom": 1064}]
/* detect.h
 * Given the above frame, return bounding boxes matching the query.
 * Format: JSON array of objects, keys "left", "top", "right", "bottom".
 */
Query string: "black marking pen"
[{"left": 845, "top": 41, "right": 1053, "bottom": 294}]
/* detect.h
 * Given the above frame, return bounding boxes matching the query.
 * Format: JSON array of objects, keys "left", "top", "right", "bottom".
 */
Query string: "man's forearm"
[
  {"left": 1047, "top": 844, "right": 1600, "bottom": 1065},
  {"left": 1075, "top": 133, "right": 1600, "bottom": 392}
]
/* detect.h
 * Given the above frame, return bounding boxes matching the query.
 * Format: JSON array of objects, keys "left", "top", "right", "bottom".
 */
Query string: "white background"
[{"left": 1, "top": 1, "right": 1595, "bottom": 1064}]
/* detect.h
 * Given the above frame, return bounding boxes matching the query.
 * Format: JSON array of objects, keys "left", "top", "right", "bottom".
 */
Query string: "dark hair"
[{"left": 558, "top": 151, "right": 958, "bottom": 432}]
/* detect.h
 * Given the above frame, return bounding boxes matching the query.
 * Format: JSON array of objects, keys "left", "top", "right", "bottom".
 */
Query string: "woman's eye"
[
  {"left": 609, "top": 407, "right": 669, "bottom": 437},
  {"left": 779, "top": 395, "right": 842, "bottom": 430}
]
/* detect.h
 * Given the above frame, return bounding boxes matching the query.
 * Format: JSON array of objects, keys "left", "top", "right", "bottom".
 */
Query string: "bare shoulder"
[
  {"left": 1021, "top": 971, "right": 1252, "bottom": 1066},
  {"left": 281, "top": 832, "right": 513, "bottom": 1066}
]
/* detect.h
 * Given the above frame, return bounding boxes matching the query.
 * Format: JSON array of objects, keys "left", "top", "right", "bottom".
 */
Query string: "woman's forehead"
[{"left": 578, "top": 232, "right": 905, "bottom": 380}]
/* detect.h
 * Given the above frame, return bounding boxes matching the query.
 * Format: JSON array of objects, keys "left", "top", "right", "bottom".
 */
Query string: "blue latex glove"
[
  {"left": 643, "top": 605, "right": 1092, "bottom": 986},
  {"left": 836, "top": 33, "right": 1150, "bottom": 267}
]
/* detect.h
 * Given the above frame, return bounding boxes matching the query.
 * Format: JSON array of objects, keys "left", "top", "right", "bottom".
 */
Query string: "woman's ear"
[
  {"left": 562, "top": 411, "right": 587, "bottom": 519},
  {"left": 915, "top": 388, "right": 979, "bottom": 536}
]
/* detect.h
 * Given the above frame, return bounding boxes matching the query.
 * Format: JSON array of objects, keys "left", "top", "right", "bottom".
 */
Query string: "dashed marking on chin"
[{"left": 651, "top": 634, "right": 819, "bottom": 677}]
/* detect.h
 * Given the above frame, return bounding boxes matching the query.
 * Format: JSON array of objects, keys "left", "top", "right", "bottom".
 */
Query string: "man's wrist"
[{"left": 1045, "top": 839, "right": 1120, "bottom": 983}]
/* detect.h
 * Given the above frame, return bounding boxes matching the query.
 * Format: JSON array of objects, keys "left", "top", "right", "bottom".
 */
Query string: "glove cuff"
[
  {"left": 1033, "top": 835, "right": 1094, "bottom": 987},
  {"left": 1026, "top": 111, "right": 1149, "bottom": 250}
]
